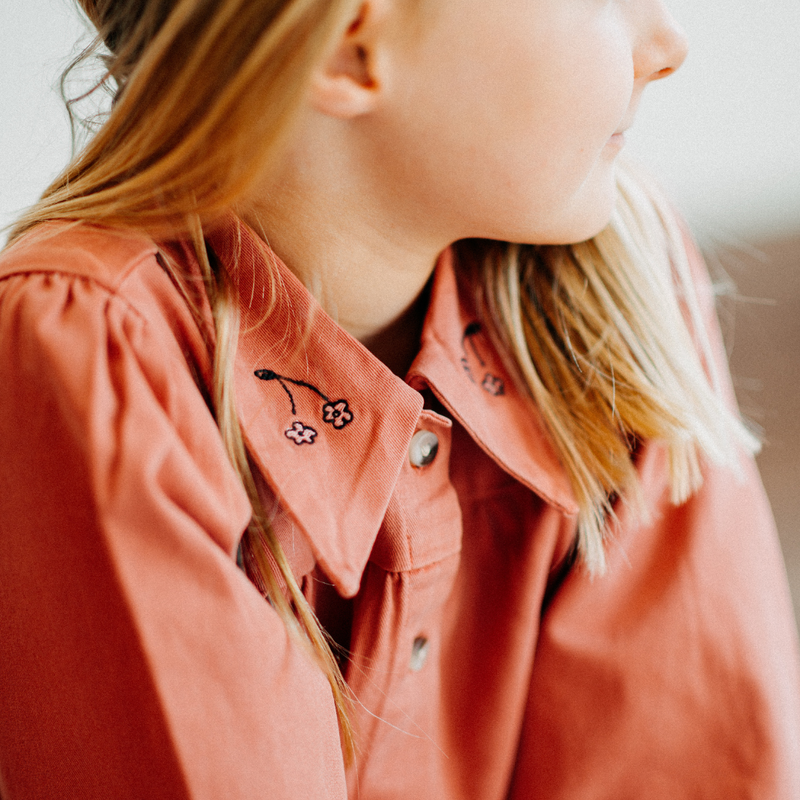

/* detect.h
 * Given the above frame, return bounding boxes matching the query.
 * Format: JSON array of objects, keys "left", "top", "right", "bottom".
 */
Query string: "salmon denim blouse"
[{"left": 0, "top": 218, "right": 799, "bottom": 799}]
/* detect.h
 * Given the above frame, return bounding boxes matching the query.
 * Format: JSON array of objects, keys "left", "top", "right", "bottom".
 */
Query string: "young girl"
[{"left": 1, "top": 0, "right": 798, "bottom": 797}]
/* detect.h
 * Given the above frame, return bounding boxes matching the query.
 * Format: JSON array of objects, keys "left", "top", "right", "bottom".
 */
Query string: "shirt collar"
[
  {"left": 211, "top": 219, "right": 424, "bottom": 597},
  {"left": 209, "top": 217, "right": 576, "bottom": 596},
  {"left": 408, "top": 249, "right": 578, "bottom": 517}
]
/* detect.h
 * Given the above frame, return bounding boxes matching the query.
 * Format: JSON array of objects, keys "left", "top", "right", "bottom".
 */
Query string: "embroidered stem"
[
  {"left": 254, "top": 369, "right": 332, "bottom": 415},
  {"left": 254, "top": 369, "right": 353, "bottom": 432},
  {"left": 462, "top": 321, "right": 486, "bottom": 366},
  {"left": 276, "top": 378, "right": 297, "bottom": 414}
]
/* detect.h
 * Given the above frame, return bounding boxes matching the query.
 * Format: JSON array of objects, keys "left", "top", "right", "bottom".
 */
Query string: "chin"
[
  {"left": 466, "top": 168, "right": 619, "bottom": 246},
  {"left": 554, "top": 213, "right": 614, "bottom": 245},
  {"left": 515, "top": 211, "right": 614, "bottom": 247},
  {"left": 529, "top": 181, "right": 618, "bottom": 246}
]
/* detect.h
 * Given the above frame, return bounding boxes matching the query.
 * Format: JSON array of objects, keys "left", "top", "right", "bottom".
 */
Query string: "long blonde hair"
[{"left": 7, "top": 0, "right": 757, "bottom": 760}]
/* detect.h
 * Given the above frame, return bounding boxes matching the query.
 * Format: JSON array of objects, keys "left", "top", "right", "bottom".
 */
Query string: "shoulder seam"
[
  {"left": 0, "top": 244, "right": 159, "bottom": 293},
  {"left": 0, "top": 259, "right": 159, "bottom": 328}
]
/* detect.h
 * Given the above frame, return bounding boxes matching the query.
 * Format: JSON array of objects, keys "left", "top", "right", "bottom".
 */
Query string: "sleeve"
[
  {"left": 509, "top": 238, "right": 800, "bottom": 798},
  {"left": 0, "top": 272, "right": 347, "bottom": 800}
]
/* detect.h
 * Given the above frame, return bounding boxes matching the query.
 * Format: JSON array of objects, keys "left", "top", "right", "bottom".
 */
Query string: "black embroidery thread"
[
  {"left": 322, "top": 400, "right": 354, "bottom": 429},
  {"left": 284, "top": 421, "right": 318, "bottom": 446},
  {"left": 254, "top": 369, "right": 354, "bottom": 445},
  {"left": 462, "top": 321, "right": 486, "bottom": 366},
  {"left": 461, "top": 322, "right": 505, "bottom": 397},
  {"left": 481, "top": 374, "right": 505, "bottom": 396},
  {"left": 460, "top": 356, "right": 475, "bottom": 383}
]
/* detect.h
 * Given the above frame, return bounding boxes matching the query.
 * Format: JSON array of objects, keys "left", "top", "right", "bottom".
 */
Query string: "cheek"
[
  {"left": 501, "top": 26, "right": 633, "bottom": 185},
  {"left": 371, "top": 6, "right": 634, "bottom": 242},
  {"left": 443, "top": 17, "right": 629, "bottom": 172}
]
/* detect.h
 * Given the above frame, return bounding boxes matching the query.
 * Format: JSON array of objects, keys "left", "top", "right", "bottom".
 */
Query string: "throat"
[{"left": 358, "top": 279, "right": 432, "bottom": 378}]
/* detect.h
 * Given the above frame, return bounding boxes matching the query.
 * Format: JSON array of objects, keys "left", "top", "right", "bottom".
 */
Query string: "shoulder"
[
  {"left": 0, "top": 222, "right": 221, "bottom": 516},
  {"left": 0, "top": 222, "right": 244, "bottom": 554},
  {"left": 0, "top": 221, "right": 159, "bottom": 292},
  {"left": 0, "top": 222, "right": 212, "bottom": 389}
]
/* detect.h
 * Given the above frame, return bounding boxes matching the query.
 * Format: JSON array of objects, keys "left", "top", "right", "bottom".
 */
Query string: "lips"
[{"left": 605, "top": 131, "right": 626, "bottom": 152}]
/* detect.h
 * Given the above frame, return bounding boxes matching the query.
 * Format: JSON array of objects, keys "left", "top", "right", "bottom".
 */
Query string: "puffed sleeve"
[
  {"left": 510, "top": 239, "right": 800, "bottom": 797},
  {"left": 0, "top": 270, "right": 347, "bottom": 799}
]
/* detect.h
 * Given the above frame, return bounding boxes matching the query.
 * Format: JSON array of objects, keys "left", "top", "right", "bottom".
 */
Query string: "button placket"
[{"left": 348, "top": 410, "right": 460, "bottom": 772}]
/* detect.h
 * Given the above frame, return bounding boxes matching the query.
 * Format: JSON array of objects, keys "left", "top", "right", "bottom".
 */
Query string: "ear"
[{"left": 309, "top": 3, "right": 383, "bottom": 119}]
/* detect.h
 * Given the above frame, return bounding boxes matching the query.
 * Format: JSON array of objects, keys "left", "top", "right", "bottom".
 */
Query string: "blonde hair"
[
  {"left": 7, "top": 0, "right": 757, "bottom": 760},
  {"left": 457, "top": 167, "right": 757, "bottom": 570}
]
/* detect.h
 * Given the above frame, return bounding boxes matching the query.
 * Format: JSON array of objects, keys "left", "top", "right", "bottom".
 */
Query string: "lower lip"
[{"left": 606, "top": 132, "right": 626, "bottom": 151}]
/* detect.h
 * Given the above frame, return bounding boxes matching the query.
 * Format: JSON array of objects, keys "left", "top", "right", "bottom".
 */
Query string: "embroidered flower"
[
  {"left": 322, "top": 399, "right": 353, "bottom": 429},
  {"left": 481, "top": 373, "right": 505, "bottom": 396},
  {"left": 285, "top": 421, "right": 317, "bottom": 445}
]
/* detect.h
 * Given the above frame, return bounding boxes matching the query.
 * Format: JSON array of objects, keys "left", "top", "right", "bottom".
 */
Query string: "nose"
[{"left": 633, "top": 0, "right": 689, "bottom": 82}]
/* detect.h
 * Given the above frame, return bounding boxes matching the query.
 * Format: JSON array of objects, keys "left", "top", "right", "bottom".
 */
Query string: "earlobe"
[{"left": 309, "top": 4, "right": 381, "bottom": 119}]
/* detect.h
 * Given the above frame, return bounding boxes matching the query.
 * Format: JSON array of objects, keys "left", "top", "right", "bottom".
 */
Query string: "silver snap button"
[
  {"left": 409, "top": 636, "right": 430, "bottom": 672},
  {"left": 408, "top": 430, "right": 439, "bottom": 468}
]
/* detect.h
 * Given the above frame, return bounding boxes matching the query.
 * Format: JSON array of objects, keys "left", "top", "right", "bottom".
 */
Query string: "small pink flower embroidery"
[
  {"left": 285, "top": 421, "right": 317, "bottom": 445},
  {"left": 482, "top": 374, "right": 505, "bottom": 396},
  {"left": 322, "top": 400, "right": 353, "bottom": 429}
]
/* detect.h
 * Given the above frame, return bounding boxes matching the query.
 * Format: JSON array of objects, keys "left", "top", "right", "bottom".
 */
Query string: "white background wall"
[
  {"left": 1, "top": 1, "right": 86, "bottom": 243},
  {"left": 2, "top": 0, "right": 800, "bottom": 245},
  {"left": 625, "top": 0, "right": 800, "bottom": 244}
]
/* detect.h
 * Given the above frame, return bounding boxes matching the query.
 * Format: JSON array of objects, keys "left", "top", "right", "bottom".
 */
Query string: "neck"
[
  {"left": 240, "top": 130, "right": 448, "bottom": 377},
  {"left": 357, "top": 278, "right": 433, "bottom": 376}
]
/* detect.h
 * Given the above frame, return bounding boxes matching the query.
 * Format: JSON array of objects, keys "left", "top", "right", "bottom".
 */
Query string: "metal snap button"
[
  {"left": 408, "top": 430, "right": 439, "bottom": 468},
  {"left": 409, "top": 636, "right": 430, "bottom": 672}
]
